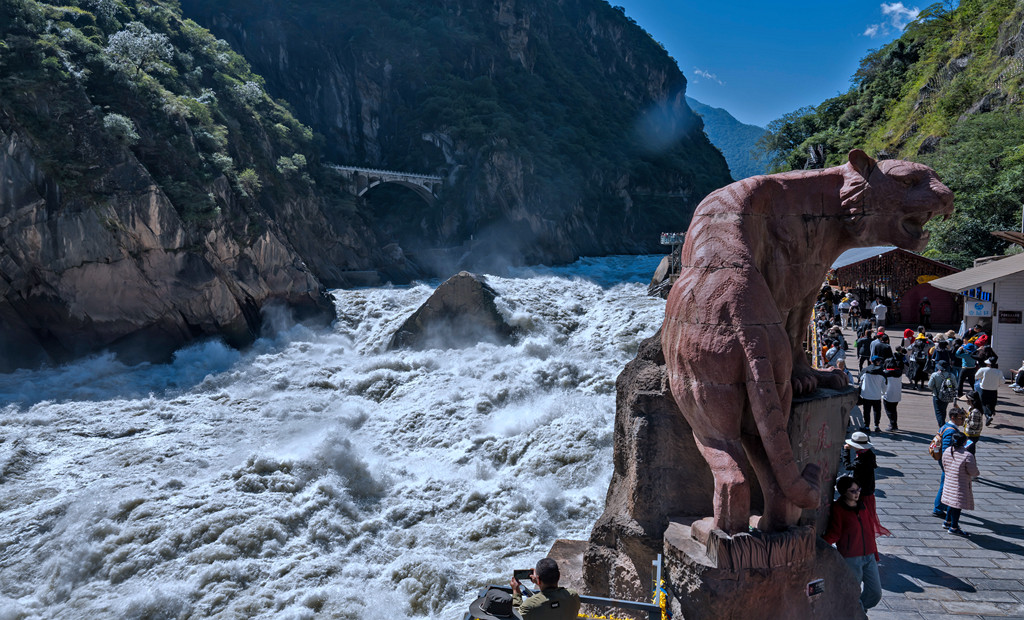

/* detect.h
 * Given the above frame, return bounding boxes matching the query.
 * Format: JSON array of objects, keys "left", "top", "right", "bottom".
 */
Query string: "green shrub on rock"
[{"left": 102, "top": 112, "right": 139, "bottom": 145}]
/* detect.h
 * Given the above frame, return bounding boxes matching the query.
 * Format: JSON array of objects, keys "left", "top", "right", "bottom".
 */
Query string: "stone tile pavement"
[{"left": 839, "top": 325, "right": 1024, "bottom": 618}]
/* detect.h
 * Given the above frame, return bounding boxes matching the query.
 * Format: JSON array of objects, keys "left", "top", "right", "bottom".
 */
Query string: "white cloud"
[
  {"left": 882, "top": 2, "right": 920, "bottom": 28},
  {"left": 692, "top": 67, "right": 724, "bottom": 86},
  {"left": 863, "top": 2, "right": 920, "bottom": 38}
]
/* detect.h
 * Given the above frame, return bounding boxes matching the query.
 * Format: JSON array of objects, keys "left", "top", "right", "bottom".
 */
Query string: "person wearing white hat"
[
  {"left": 961, "top": 393, "right": 984, "bottom": 453},
  {"left": 849, "top": 299, "right": 862, "bottom": 331},
  {"left": 839, "top": 297, "right": 852, "bottom": 328}
]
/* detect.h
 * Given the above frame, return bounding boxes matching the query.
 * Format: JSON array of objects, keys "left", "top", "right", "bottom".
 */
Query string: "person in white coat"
[
  {"left": 882, "top": 356, "right": 903, "bottom": 432},
  {"left": 974, "top": 359, "right": 1002, "bottom": 425},
  {"left": 860, "top": 355, "right": 887, "bottom": 433}
]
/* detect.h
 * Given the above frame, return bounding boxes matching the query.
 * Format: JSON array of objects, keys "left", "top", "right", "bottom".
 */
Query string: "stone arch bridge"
[{"left": 328, "top": 165, "right": 443, "bottom": 205}]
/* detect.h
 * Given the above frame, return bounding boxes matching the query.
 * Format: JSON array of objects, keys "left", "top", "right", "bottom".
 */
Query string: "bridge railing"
[{"left": 326, "top": 164, "right": 442, "bottom": 181}]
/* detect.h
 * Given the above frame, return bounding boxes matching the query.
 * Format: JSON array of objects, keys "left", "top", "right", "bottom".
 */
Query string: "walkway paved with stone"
[{"left": 840, "top": 324, "right": 1024, "bottom": 618}]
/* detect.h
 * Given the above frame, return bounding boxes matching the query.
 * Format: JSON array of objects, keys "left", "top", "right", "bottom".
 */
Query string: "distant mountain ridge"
[{"left": 686, "top": 96, "right": 766, "bottom": 180}]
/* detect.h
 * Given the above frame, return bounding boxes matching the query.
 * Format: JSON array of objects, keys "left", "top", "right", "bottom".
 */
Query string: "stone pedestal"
[
  {"left": 663, "top": 520, "right": 866, "bottom": 620},
  {"left": 583, "top": 333, "right": 862, "bottom": 615}
]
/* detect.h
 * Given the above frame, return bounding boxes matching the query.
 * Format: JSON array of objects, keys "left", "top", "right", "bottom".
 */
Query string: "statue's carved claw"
[
  {"left": 790, "top": 364, "right": 819, "bottom": 395},
  {"left": 791, "top": 365, "right": 847, "bottom": 395},
  {"left": 816, "top": 368, "right": 849, "bottom": 390}
]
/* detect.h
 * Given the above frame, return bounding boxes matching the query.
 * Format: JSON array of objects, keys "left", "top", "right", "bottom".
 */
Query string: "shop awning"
[{"left": 928, "top": 252, "right": 1024, "bottom": 293}]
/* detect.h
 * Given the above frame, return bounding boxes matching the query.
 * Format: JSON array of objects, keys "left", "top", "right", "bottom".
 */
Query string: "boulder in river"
[{"left": 388, "top": 271, "right": 514, "bottom": 350}]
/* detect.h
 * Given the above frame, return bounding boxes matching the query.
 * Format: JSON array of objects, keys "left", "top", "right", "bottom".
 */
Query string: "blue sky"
[{"left": 613, "top": 1, "right": 925, "bottom": 128}]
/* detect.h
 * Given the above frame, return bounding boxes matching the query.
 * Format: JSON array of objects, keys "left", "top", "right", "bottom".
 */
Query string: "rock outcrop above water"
[
  {"left": 0, "top": 111, "right": 332, "bottom": 372},
  {"left": 388, "top": 271, "right": 513, "bottom": 350}
]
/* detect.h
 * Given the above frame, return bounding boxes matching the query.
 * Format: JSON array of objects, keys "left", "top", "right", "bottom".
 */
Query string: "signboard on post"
[{"left": 966, "top": 301, "right": 993, "bottom": 317}]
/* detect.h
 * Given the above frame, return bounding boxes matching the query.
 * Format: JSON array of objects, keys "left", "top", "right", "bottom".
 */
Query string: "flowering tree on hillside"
[{"left": 104, "top": 22, "right": 173, "bottom": 78}]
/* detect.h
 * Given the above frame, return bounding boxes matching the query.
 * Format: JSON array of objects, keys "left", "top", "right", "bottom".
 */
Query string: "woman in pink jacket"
[{"left": 941, "top": 431, "right": 980, "bottom": 537}]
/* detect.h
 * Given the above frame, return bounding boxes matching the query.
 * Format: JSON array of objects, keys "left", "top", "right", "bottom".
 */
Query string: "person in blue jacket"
[{"left": 956, "top": 343, "right": 979, "bottom": 397}]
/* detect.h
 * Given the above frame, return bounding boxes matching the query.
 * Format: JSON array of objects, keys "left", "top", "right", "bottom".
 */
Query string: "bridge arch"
[
  {"left": 359, "top": 179, "right": 436, "bottom": 205},
  {"left": 328, "top": 165, "right": 442, "bottom": 206}
]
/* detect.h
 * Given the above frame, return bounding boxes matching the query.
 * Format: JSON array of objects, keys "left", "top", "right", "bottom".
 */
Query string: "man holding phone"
[{"left": 509, "top": 558, "right": 581, "bottom": 619}]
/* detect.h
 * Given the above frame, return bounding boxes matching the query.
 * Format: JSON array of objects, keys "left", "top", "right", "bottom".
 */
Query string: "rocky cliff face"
[
  {"left": 0, "top": 0, "right": 731, "bottom": 372},
  {"left": 179, "top": 0, "right": 732, "bottom": 266},
  {"left": 0, "top": 99, "right": 331, "bottom": 372}
]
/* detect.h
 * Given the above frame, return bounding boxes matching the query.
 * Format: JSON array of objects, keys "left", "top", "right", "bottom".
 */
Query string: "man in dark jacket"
[{"left": 510, "top": 558, "right": 580, "bottom": 619}]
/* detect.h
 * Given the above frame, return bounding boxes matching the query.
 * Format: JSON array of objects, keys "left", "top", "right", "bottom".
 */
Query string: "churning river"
[{"left": 0, "top": 255, "right": 666, "bottom": 620}]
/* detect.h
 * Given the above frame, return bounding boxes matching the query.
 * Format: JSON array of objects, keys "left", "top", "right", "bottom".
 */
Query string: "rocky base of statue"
[
  {"left": 583, "top": 332, "right": 860, "bottom": 612},
  {"left": 663, "top": 520, "right": 866, "bottom": 620}
]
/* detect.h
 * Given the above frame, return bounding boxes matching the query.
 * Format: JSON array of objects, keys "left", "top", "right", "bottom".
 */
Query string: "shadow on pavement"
[
  {"left": 875, "top": 467, "right": 904, "bottom": 479},
  {"left": 879, "top": 554, "right": 976, "bottom": 594},
  {"left": 975, "top": 476, "right": 1024, "bottom": 495},
  {"left": 961, "top": 513, "right": 1024, "bottom": 547}
]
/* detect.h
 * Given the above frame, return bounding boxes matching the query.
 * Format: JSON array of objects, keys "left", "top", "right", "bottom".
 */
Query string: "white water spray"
[{"left": 0, "top": 255, "right": 665, "bottom": 619}]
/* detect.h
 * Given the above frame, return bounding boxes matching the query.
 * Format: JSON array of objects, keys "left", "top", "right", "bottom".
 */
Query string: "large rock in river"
[{"left": 388, "top": 271, "right": 514, "bottom": 350}]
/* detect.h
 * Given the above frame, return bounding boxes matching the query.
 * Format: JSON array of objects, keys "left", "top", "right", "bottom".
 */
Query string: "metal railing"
[
  {"left": 461, "top": 555, "right": 664, "bottom": 620},
  {"left": 325, "top": 164, "right": 442, "bottom": 181}
]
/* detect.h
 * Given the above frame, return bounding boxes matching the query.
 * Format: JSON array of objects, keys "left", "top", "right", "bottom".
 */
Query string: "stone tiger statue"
[{"left": 662, "top": 149, "right": 954, "bottom": 535}]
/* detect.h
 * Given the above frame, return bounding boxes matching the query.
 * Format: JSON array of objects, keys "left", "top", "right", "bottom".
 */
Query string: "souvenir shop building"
[
  {"left": 930, "top": 251, "right": 1024, "bottom": 379},
  {"left": 830, "top": 246, "right": 960, "bottom": 326}
]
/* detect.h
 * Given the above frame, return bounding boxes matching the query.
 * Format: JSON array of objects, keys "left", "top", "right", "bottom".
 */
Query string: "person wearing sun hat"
[
  {"left": 470, "top": 588, "right": 522, "bottom": 620},
  {"left": 960, "top": 392, "right": 984, "bottom": 454},
  {"left": 908, "top": 334, "right": 931, "bottom": 389},
  {"left": 845, "top": 430, "right": 891, "bottom": 540}
]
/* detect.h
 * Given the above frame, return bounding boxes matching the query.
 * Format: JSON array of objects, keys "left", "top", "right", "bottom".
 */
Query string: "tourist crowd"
[{"left": 812, "top": 285, "right": 1019, "bottom": 613}]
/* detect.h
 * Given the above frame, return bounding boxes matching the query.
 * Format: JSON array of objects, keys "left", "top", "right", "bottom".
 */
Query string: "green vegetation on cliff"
[
  {"left": 180, "top": 0, "right": 732, "bottom": 258},
  {"left": 2, "top": 0, "right": 732, "bottom": 271},
  {"left": 754, "top": 0, "right": 1024, "bottom": 268},
  {"left": 0, "top": 0, "right": 319, "bottom": 226}
]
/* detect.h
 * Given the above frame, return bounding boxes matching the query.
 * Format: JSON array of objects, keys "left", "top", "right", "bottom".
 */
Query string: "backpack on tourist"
[
  {"left": 964, "top": 407, "right": 984, "bottom": 437},
  {"left": 937, "top": 376, "right": 957, "bottom": 403},
  {"left": 928, "top": 431, "right": 945, "bottom": 460}
]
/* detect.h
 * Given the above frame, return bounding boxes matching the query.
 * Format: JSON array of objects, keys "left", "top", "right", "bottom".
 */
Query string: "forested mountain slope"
[
  {"left": 755, "top": 0, "right": 1024, "bottom": 268},
  {"left": 0, "top": 0, "right": 730, "bottom": 370},
  {"left": 180, "top": 0, "right": 732, "bottom": 266}
]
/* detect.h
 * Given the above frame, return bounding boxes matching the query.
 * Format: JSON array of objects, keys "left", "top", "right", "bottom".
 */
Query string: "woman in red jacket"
[{"left": 824, "top": 476, "right": 883, "bottom": 613}]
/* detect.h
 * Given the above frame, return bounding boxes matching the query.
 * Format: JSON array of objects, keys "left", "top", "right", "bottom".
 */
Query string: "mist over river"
[{"left": 0, "top": 255, "right": 666, "bottom": 620}]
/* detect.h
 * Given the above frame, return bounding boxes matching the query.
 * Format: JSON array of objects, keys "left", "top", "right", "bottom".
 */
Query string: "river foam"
[{"left": 0, "top": 255, "right": 665, "bottom": 619}]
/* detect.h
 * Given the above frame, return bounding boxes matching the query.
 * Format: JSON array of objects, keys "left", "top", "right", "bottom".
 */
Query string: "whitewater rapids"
[{"left": 0, "top": 255, "right": 666, "bottom": 620}]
